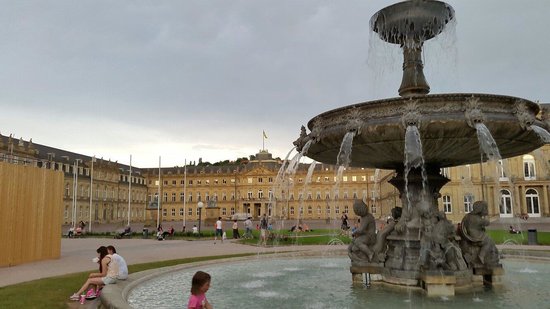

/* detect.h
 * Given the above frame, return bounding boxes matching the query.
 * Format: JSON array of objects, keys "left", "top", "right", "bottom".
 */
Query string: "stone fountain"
[{"left": 293, "top": 0, "right": 548, "bottom": 296}]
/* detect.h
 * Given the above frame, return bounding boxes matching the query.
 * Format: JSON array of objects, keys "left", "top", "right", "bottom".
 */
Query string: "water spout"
[
  {"left": 474, "top": 123, "right": 502, "bottom": 162},
  {"left": 530, "top": 125, "right": 550, "bottom": 144}
]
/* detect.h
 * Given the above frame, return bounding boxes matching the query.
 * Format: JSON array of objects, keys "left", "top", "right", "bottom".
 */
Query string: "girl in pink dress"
[{"left": 187, "top": 271, "right": 212, "bottom": 309}]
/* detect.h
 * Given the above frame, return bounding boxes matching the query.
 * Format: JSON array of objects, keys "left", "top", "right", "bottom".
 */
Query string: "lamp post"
[
  {"left": 197, "top": 201, "right": 204, "bottom": 235},
  {"left": 73, "top": 158, "right": 82, "bottom": 229}
]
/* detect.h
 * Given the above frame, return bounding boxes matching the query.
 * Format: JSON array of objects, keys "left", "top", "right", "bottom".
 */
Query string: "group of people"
[
  {"left": 67, "top": 221, "right": 87, "bottom": 238},
  {"left": 156, "top": 225, "right": 175, "bottom": 240},
  {"left": 208, "top": 215, "right": 271, "bottom": 245},
  {"left": 69, "top": 245, "right": 128, "bottom": 301}
]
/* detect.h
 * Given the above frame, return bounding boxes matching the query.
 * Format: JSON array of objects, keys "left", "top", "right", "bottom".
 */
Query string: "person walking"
[
  {"left": 260, "top": 214, "right": 268, "bottom": 245},
  {"left": 214, "top": 217, "right": 223, "bottom": 244},
  {"left": 232, "top": 220, "right": 240, "bottom": 239},
  {"left": 244, "top": 217, "right": 253, "bottom": 239}
]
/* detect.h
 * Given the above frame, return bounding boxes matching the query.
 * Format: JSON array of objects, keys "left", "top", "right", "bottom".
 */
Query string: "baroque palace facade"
[{"left": 1, "top": 133, "right": 549, "bottom": 226}]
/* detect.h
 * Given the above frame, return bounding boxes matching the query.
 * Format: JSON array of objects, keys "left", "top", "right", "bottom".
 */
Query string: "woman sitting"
[
  {"left": 509, "top": 225, "right": 521, "bottom": 234},
  {"left": 69, "top": 246, "right": 118, "bottom": 301}
]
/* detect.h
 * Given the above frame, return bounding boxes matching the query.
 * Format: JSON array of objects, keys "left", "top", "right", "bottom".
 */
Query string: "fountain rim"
[
  {"left": 306, "top": 93, "right": 539, "bottom": 130},
  {"left": 112, "top": 249, "right": 550, "bottom": 308},
  {"left": 101, "top": 250, "right": 347, "bottom": 309}
]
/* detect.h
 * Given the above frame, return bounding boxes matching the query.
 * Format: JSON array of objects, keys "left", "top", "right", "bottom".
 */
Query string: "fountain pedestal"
[
  {"left": 474, "top": 266, "right": 504, "bottom": 286},
  {"left": 420, "top": 270, "right": 456, "bottom": 296}
]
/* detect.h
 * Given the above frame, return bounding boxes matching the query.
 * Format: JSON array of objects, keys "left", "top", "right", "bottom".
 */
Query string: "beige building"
[{"left": 1, "top": 133, "right": 549, "bottom": 226}]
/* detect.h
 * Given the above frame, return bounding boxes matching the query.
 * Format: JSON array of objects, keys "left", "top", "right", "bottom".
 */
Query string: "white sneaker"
[{"left": 69, "top": 293, "right": 80, "bottom": 301}]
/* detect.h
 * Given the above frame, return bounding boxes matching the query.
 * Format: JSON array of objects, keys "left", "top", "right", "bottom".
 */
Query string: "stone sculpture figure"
[
  {"left": 348, "top": 199, "right": 377, "bottom": 264},
  {"left": 459, "top": 200, "right": 499, "bottom": 268},
  {"left": 420, "top": 209, "right": 467, "bottom": 271},
  {"left": 348, "top": 200, "right": 398, "bottom": 265}
]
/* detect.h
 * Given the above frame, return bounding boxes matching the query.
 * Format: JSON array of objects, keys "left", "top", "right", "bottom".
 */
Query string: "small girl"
[{"left": 187, "top": 271, "right": 213, "bottom": 309}]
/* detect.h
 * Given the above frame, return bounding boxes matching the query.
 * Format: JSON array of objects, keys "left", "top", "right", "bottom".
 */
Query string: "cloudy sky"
[{"left": 1, "top": 0, "right": 548, "bottom": 168}]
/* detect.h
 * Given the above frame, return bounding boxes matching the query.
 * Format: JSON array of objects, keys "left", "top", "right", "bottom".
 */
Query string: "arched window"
[
  {"left": 307, "top": 206, "right": 312, "bottom": 215},
  {"left": 523, "top": 155, "right": 536, "bottom": 180},
  {"left": 499, "top": 189, "right": 512, "bottom": 217},
  {"left": 290, "top": 206, "right": 295, "bottom": 216},
  {"left": 525, "top": 189, "right": 540, "bottom": 217}
]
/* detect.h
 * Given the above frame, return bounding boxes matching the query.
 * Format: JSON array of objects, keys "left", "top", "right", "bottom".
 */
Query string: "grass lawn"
[
  {"left": 237, "top": 229, "right": 352, "bottom": 246},
  {"left": 0, "top": 253, "right": 254, "bottom": 309},
  {"left": 488, "top": 229, "right": 550, "bottom": 245}
]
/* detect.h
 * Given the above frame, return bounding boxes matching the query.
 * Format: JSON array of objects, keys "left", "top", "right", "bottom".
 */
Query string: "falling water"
[
  {"left": 270, "top": 140, "right": 312, "bottom": 229},
  {"left": 475, "top": 123, "right": 504, "bottom": 205},
  {"left": 285, "top": 140, "right": 313, "bottom": 177},
  {"left": 271, "top": 147, "right": 296, "bottom": 221},
  {"left": 333, "top": 132, "right": 355, "bottom": 229},
  {"left": 337, "top": 132, "right": 355, "bottom": 167},
  {"left": 531, "top": 125, "right": 550, "bottom": 144},
  {"left": 333, "top": 131, "right": 356, "bottom": 200},
  {"left": 296, "top": 161, "right": 318, "bottom": 228},
  {"left": 275, "top": 147, "right": 296, "bottom": 185},
  {"left": 475, "top": 123, "right": 502, "bottom": 161},
  {"left": 403, "top": 126, "right": 427, "bottom": 211}
]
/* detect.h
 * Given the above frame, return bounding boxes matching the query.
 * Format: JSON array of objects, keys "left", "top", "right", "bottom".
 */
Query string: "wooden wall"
[{"left": 0, "top": 162, "right": 64, "bottom": 267}]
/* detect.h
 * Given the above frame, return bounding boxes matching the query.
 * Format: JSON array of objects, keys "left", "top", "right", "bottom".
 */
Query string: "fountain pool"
[{"left": 127, "top": 255, "right": 550, "bottom": 308}]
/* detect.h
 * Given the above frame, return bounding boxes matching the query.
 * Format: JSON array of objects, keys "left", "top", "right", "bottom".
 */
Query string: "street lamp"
[{"left": 197, "top": 201, "right": 204, "bottom": 235}]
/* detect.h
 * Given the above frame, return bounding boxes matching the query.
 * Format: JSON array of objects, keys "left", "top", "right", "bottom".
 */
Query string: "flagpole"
[
  {"left": 127, "top": 154, "right": 132, "bottom": 226},
  {"left": 89, "top": 156, "right": 95, "bottom": 233},
  {"left": 157, "top": 156, "right": 161, "bottom": 229},
  {"left": 183, "top": 159, "right": 187, "bottom": 232}
]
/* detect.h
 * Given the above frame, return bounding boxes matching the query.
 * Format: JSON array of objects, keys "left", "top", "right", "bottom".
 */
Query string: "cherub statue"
[
  {"left": 459, "top": 200, "right": 499, "bottom": 268},
  {"left": 348, "top": 199, "right": 377, "bottom": 264}
]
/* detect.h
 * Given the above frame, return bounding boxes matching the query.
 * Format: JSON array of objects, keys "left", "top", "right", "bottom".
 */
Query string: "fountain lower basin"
[
  {"left": 301, "top": 93, "right": 545, "bottom": 169},
  {"left": 124, "top": 254, "right": 550, "bottom": 308}
]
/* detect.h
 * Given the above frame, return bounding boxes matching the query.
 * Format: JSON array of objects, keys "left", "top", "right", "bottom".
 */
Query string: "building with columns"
[{"left": 1, "top": 133, "right": 549, "bottom": 227}]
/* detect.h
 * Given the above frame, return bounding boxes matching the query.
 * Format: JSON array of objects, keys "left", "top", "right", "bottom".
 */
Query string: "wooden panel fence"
[{"left": 0, "top": 162, "right": 64, "bottom": 267}]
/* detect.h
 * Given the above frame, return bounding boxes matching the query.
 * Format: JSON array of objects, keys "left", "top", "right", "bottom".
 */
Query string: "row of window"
[
  {"left": 441, "top": 156, "right": 539, "bottom": 181},
  {"left": 63, "top": 205, "right": 145, "bottom": 219},
  {"left": 151, "top": 189, "right": 374, "bottom": 203},
  {"left": 441, "top": 188, "right": 541, "bottom": 215},
  {"left": 157, "top": 204, "right": 356, "bottom": 218},
  {"left": 150, "top": 175, "right": 372, "bottom": 187},
  {"left": 64, "top": 184, "right": 147, "bottom": 202}
]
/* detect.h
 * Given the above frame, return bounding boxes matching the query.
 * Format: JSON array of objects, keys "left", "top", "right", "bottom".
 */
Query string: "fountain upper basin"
[{"left": 302, "top": 93, "right": 545, "bottom": 169}]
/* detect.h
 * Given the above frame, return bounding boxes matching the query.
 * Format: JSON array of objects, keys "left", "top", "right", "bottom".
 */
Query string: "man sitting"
[{"left": 115, "top": 226, "right": 131, "bottom": 239}]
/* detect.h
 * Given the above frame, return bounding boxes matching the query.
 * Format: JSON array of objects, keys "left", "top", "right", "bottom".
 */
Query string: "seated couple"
[{"left": 69, "top": 245, "right": 128, "bottom": 301}]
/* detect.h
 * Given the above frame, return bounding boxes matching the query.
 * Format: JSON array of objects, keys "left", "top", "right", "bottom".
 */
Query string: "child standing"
[{"left": 187, "top": 271, "right": 213, "bottom": 309}]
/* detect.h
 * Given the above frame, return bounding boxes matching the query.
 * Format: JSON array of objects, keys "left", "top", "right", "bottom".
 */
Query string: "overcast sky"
[{"left": 1, "top": 0, "right": 548, "bottom": 168}]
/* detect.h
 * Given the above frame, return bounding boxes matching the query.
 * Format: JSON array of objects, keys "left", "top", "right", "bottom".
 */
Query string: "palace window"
[
  {"left": 464, "top": 194, "right": 474, "bottom": 213},
  {"left": 526, "top": 188, "right": 540, "bottom": 215},
  {"left": 523, "top": 155, "right": 536, "bottom": 180},
  {"left": 443, "top": 195, "right": 452, "bottom": 213}
]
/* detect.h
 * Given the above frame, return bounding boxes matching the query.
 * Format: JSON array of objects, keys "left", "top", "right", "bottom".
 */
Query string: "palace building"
[{"left": 1, "top": 133, "right": 549, "bottom": 227}]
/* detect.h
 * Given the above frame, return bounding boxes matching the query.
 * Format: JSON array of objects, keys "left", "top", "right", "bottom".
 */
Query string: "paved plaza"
[
  {"left": 0, "top": 237, "right": 338, "bottom": 288},
  {"left": 2, "top": 217, "right": 549, "bottom": 288}
]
